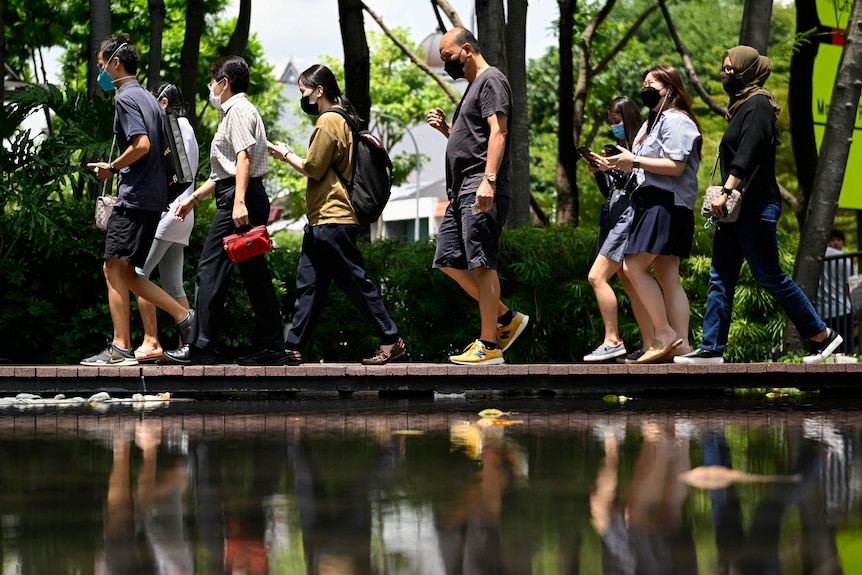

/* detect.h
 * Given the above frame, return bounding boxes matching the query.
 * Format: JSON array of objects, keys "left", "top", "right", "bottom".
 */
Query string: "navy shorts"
[
  {"left": 433, "top": 192, "right": 509, "bottom": 270},
  {"left": 104, "top": 205, "right": 160, "bottom": 268}
]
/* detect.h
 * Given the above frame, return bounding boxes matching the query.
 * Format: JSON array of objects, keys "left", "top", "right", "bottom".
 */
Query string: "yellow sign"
[{"left": 811, "top": 5, "right": 862, "bottom": 209}]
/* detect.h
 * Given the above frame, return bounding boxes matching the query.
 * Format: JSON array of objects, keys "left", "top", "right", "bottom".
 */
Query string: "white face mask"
[{"left": 208, "top": 80, "right": 224, "bottom": 109}]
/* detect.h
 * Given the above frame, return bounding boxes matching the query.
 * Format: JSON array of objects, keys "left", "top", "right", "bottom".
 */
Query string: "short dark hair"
[
  {"left": 97, "top": 33, "right": 138, "bottom": 75},
  {"left": 210, "top": 55, "right": 249, "bottom": 93},
  {"left": 830, "top": 229, "right": 845, "bottom": 242},
  {"left": 452, "top": 28, "right": 481, "bottom": 54},
  {"left": 154, "top": 83, "right": 186, "bottom": 117}
]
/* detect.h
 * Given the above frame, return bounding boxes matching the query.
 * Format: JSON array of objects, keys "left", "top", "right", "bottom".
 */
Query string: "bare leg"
[
  {"left": 439, "top": 267, "right": 510, "bottom": 319},
  {"left": 618, "top": 269, "right": 654, "bottom": 351},
  {"left": 104, "top": 259, "right": 133, "bottom": 349},
  {"left": 653, "top": 255, "right": 690, "bottom": 355},
  {"left": 136, "top": 294, "right": 190, "bottom": 352},
  {"left": 588, "top": 255, "right": 624, "bottom": 345},
  {"left": 473, "top": 267, "right": 502, "bottom": 343},
  {"left": 128, "top": 273, "right": 189, "bottom": 325},
  {"left": 622, "top": 252, "right": 677, "bottom": 349}
]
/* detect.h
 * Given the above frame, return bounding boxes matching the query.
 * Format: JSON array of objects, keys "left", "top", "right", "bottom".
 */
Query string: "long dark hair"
[
  {"left": 638, "top": 64, "right": 702, "bottom": 156},
  {"left": 299, "top": 64, "right": 363, "bottom": 125},
  {"left": 607, "top": 96, "right": 642, "bottom": 149},
  {"left": 154, "top": 83, "right": 186, "bottom": 117}
]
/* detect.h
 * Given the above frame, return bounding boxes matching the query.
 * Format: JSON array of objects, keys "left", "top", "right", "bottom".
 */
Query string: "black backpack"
[
  {"left": 324, "top": 107, "right": 394, "bottom": 225},
  {"left": 162, "top": 112, "right": 194, "bottom": 202}
]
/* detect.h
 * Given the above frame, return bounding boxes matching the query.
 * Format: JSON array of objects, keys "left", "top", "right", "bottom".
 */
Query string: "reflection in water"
[{"left": 0, "top": 399, "right": 859, "bottom": 574}]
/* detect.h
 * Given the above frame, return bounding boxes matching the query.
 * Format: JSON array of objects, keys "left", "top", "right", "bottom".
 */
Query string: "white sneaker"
[{"left": 584, "top": 342, "right": 627, "bottom": 362}]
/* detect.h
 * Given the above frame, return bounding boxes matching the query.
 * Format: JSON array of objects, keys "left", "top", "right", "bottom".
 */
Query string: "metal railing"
[{"left": 815, "top": 250, "right": 861, "bottom": 354}]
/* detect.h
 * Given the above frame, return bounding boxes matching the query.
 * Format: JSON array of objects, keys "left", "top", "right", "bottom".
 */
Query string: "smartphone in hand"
[
  {"left": 577, "top": 145, "right": 598, "bottom": 166},
  {"left": 603, "top": 144, "right": 622, "bottom": 156}
]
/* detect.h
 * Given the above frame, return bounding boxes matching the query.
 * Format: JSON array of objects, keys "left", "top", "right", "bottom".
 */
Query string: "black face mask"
[
  {"left": 300, "top": 94, "right": 319, "bottom": 116},
  {"left": 640, "top": 86, "right": 663, "bottom": 109},
  {"left": 721, "top": 72, "right": 746, "bottom": 95},
  {"left": 444, "top": 48, "right": 466, "bottom": 80}
]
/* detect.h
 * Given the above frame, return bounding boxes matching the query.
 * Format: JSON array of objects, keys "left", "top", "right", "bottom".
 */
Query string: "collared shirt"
[
  {"left": 209, "top": 93, "right": 268, "bottom": 181},
  {"left": 632, "top": 108, "right": 701, "bottom": 210}
]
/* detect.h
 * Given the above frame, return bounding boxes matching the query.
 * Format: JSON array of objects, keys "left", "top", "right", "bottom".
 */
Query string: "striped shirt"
[
  {"left": 632, "top": 108, "right": 701, "bottom": 210},
  {"left": 209, "top": 93, "right": 269, "bottom": 181}
]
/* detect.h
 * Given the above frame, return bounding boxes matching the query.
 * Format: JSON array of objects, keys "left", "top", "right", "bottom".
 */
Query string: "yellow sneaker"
[
  {"left": 496, "top": 311, "right": 529, "bottom": 352},
  {"left": 449, "top": 340, "right": 505, "bottom": 365}
]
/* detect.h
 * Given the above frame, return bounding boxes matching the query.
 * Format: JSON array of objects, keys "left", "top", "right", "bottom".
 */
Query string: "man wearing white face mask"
[
  {"left": 82, "top": 34, "right": 194, "bottom": 367},
  {"left": 166, "top": 55, "right": 286, "bottom": 366}
]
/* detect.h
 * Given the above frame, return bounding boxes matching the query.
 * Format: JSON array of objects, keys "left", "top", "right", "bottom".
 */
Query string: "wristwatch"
[
  {"left": 484, "top": 173, "right": 497, "bottom": 183},
  {"left": 632, "top": 157, "right": 640, "bottom": 170},
  {"left": 109, "top": 162, "right": 119, "bottom": 174}
]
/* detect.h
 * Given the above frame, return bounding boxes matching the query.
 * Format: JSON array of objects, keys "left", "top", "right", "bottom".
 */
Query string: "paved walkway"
[{"left": 0, "top": 361, "right": 859, "bottom": 395}]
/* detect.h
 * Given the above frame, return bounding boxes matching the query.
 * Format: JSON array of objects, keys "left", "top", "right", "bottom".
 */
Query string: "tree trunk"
[
  {"left": 788, "top": 0, "right": 819, "bottom": 226},
  {"left": 88, "top": 0, "right": 111, "bottom": 96},
  {"left": 506, "top": 0, "right": 531, "bottom": 227},
  {"left": 793, "top": 0, "right": 862, "bottom": 346},
  {"left": 338, "top": 0, "right": 371, "bottom": 127},
  {"left": 476, "top": 0, "right": 508, "bottom": 75},
  {"left": 1, "top": 1, "right": 5, "bottom": 104},
  {"left": 739, "top": 0, "right": 773, "bottom": 54},
  {"left": 556, "top": 0, "right": 578, "bottom": 226},
  {"left": 181, "top": 0, "right": 204, "bottom": 127},
  {"left": 147, "top": 0, "right": 166, "bottom": 91},
  {"left": 225, "top": 0, "right": 251, "bottom": 57}
]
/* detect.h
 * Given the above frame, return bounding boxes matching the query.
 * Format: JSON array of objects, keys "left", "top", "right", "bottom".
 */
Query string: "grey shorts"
[{"left": 433, "top": 193, "right": 509, "bottom": 270}]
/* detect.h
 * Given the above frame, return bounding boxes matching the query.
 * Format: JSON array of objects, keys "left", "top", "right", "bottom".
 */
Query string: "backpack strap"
[{"left": 321, "top": 107, "right": 358, "bottom": 189}]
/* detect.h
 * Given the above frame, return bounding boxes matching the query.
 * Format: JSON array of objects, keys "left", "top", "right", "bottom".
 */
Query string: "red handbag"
[{"left": 222, "top": 225, "right": 272, "bottom": 263}]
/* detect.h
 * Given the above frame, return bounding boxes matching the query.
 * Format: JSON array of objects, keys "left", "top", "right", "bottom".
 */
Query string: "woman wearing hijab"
[
  {"left": 605, "top": 65, "right": 702, "bottom": 363},
  {"left": 675, "top": 46, "right": 843, "bottom": 364}
]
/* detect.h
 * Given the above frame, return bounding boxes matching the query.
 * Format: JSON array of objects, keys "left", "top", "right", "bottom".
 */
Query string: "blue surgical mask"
[
  {"left": 610, "top": 123, "right": 626, "bottom": 140},
  {"left": 97, "top": 42, "right": 127, "bottom": 92}
]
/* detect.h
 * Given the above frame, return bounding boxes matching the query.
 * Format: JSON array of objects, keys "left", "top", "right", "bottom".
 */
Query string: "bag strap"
[
  {"left": 101, "top": 134, "right": 117, "bottom": 198},
  {"left": 321, "top": 107, "right": 358, "bottom": 189},
  {"left": 709, "top": 146, "right": 761, "bottom": 195}
]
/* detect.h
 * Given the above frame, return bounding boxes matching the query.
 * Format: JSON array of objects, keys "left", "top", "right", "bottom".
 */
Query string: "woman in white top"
[
  {"left": 606, "top": 64, "right": 702, "bottom": 364},
  {"left": 134, "top": 83, "right": 199, "bottom": 362}
]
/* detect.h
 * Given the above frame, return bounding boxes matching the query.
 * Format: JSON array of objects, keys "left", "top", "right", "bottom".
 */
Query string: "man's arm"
[
  {"left": 475, "top": 112, "right": 508, "bottom": 212},
  {"left": 87, "top": 134, "right": 150, "bottom": 180},
  {"left": 232, "top": 149, "right": 251, "bottom": 228}
]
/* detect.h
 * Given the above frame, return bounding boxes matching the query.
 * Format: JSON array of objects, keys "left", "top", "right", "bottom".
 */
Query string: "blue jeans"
[{"left": 700, "top": 201, "right": 825, "bottom": 352}]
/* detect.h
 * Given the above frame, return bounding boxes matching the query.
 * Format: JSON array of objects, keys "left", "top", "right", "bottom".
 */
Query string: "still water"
[{"left": 0, "top": 393, "right": 860, "bottom": 574}]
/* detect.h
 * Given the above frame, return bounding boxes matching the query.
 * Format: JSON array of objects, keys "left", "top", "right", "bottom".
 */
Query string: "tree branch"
[
  {"left": 657, "top": 0, "right": 727, "bottom": 118},
  {"left": 592, "top": 2, "right": 660, "bottom": 75},
  {"left": 362, "top": 2, "right": 460, "bottom": 105},
  {"left": 431, "top": 0, "right": 464, "bottom": 29}
]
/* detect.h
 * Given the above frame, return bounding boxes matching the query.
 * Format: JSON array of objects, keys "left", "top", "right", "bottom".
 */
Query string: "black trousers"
[
  {"left": 286, "top": 223, "right": 399, "bottom": 349},
  {"left": 190, "top": 178, "right": 283, "bottom": 353}
]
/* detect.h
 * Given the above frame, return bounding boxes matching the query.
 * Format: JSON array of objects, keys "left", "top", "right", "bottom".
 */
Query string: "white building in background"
[{"left": 272, "top": 32, "right": 462, "bottom": 242}]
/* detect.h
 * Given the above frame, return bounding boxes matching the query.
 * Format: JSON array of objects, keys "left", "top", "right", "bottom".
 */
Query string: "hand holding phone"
[
  {"left": 603, "top": 144, "right": 622, "bottom": 156},
  {"left": 577, "top": 145, "right": 598, "bottom": 166}
]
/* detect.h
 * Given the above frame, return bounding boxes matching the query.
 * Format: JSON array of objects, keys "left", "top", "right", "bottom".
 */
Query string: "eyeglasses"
[{"left": 720, "top": 65, "right": 734, "bottom": 73}]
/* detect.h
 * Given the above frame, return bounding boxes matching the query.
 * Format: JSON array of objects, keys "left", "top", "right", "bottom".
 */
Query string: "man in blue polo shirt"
[{"left": 82, "top": 34, "right": 193, "bottom": 366}]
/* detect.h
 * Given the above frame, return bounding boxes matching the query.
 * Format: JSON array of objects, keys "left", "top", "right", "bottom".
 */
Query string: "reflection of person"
[
  {"left": 99, "top": 421, "right": 193, "bottom": 574},
  {"left": 676, "top": 46, "right": 843, "bottom": 364},
  {"left": 268, "top": 64, "right": 405, "bottom": 366},
  {"left": 287, "top": 431, "right": 400, "bottom": 574},
  {"left": 816, "top": 229, "right": 854, "bottom": 354},
  {"left": 82, "top": 34, "right": 193, "bottom": 366},
  {"left": 426, "top": 27, "right": 529, "bottom": 365},
  {"left": 165, "top": 55, "right": 286, "bottom": 366},
  {"left": 606, "top": 65, "right": 702, "bottom": 364},
  {"left": 134, "top": 83, "right": 199, "bottom": 363},
  {"left": 583, "top": 97, "right": 653, "bottom": 363},
  {"left": 590, "top": 421, "right": 697, "bottom": 573}
]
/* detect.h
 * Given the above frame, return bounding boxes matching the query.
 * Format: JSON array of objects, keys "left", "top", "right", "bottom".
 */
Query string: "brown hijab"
[{"left": 724, "top": 45, "right": 780, "bottom": 121}]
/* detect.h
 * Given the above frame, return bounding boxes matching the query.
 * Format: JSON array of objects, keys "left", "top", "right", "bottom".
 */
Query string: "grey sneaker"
[
  {"left": 81, "top": 342, "right": 138, "bottom": 366},
  {"left": 176, "top": 309, "right": 195, "bottom": 346},
  {"left": 584, "top": 341, "right": 627, "bottom": 362}
]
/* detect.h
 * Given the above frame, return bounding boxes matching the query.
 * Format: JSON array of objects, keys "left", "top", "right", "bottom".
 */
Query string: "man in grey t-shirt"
[{"left": 426, "top": 28, "right": 529, "bottom": 365}]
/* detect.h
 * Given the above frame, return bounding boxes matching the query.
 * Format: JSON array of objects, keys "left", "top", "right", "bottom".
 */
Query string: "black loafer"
[
  {"left": 163, "top": 344, "right": 216, "bottom": 366},
  {"left": 237, "top": 349, "right": 288, "bottom": 366}
]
